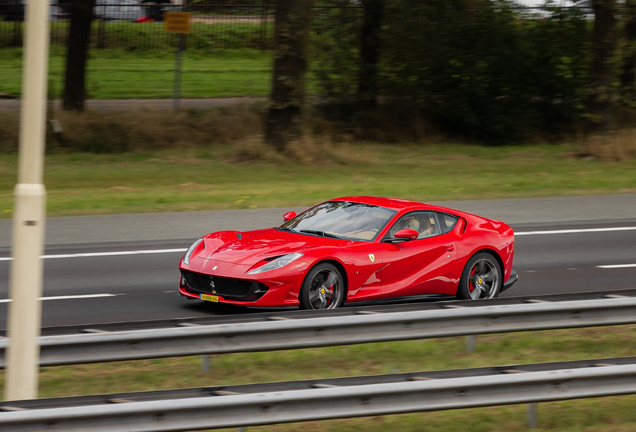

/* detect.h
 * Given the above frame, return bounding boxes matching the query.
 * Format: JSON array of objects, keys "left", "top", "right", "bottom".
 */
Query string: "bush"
[
  {"left": 312, "top": 0, "right": 591, "bottom": 143},
  {"left": 311, "top": 3, "right": 364, "bottom": 103},
  {"left": 0, "top": 104, "right": 265, "bottom": 154}
]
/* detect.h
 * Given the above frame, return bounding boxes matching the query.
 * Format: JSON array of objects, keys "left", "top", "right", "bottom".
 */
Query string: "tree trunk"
[
  {"left": 621, "top": 0, "right": 636, "bottom": 100},
  {"left": 63, "top": 0, "right": 96, "bottom": 111},
  {"left": 358, "top": 0, "right": 384, "bottom": 109},
  {"left": 265, "top": 0, "right": 313, "bottom": 152},
  {"left": 590, "top": 0, "right": 617, "bottom": 127}
]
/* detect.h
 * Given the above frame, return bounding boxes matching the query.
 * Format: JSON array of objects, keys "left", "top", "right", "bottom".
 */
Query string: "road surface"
[{"left": 0, "top": 194, "right": 635, "bottom": 328}]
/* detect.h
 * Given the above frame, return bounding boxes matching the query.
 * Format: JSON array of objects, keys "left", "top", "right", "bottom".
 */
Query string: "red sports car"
[{"left": 178, "top": 196, "right": 517, "bottom": 309}]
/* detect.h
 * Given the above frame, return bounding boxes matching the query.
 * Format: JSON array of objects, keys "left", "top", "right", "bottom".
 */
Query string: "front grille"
[{"left": 180, "top": 270, "right": 268, "bottom": 301}]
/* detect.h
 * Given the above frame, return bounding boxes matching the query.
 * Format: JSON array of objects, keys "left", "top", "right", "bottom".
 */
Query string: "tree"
[
  {"left": 63, "top": 0, "right": 96, "bottom": 111},
  {"left": 590, "top": 0, "right": 617, "bottom": 127},
  {"left": 264, "top": 0, "right": 313, "bottom": 152},
  {"left": 621, "top": 0, "right": 636, "bottom": 101},
  {"left": 357, "top": 0, "right": 384, "bottom": 108}
]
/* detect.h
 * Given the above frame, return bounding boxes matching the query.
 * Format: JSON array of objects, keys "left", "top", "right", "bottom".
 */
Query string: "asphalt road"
[{"left": 1, "top": 194, "right": 635, "bottom": 328}]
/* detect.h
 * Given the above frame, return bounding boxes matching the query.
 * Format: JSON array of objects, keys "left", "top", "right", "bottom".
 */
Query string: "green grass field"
[
  {"left": 1, "top": 142, "right": 635, "bottom": 218},
  {"left": 0, "top": 47, "right": 272, "bottom": 99}
]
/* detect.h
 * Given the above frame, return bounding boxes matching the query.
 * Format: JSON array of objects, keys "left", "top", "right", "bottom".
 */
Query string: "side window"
[
  {"left": 438, "top": 213, "right": 459, "bottom": 234},
  {"left": 386, "top": 211, "right": 443, "bottom": 240}
]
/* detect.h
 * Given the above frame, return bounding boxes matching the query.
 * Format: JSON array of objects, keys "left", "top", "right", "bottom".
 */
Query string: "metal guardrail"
[
  {"left": 16, "top": 287, "right": 636, "bottom": 337},
  {"left": 5, "top": 355, "right": 636, "bottom": 409},
  {"left": 1, "top": 296, "right": 636, "bottom": 367},
  {"left": 1, "top": 359, "right": 636, "bottom": 431}
]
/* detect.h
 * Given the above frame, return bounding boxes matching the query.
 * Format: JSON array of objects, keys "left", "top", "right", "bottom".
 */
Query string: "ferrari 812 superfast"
[{"left": 178, "top": 196, "right": 517, "bottom": 309}]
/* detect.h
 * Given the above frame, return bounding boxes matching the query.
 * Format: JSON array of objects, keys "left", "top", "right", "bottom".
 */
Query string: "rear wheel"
[
  {"left": 457, "top": 252, "right": 502, "bottom": 300},
  {"left": 299, "top": 263, "right": 344, "bottom": 310}
]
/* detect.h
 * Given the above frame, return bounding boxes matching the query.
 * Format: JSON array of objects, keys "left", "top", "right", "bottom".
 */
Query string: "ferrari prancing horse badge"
[{"left": 369, "top": 254, "right": 375, "bottom": 263}]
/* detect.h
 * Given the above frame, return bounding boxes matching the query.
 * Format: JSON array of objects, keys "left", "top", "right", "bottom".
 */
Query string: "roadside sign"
[{"left": 164, "top": 12, "right": 191, "bottom": 33}]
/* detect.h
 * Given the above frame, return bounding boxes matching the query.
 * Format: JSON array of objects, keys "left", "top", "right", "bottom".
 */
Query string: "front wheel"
[
  {"left": 299, "top": 263, "right": 344, "bottom": 310},
  {"left": 457, "top": 252, "right": 502, "bottom": 300}
]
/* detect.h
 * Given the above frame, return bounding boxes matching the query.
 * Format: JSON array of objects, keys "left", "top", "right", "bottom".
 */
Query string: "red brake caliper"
[{"left": 469, "top": 267, "right": 476, "bottom": 292}]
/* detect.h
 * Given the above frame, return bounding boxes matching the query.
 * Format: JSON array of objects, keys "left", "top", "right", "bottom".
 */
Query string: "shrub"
[{"left": 312, "top": 0, "right": 591, "bottom": 143}]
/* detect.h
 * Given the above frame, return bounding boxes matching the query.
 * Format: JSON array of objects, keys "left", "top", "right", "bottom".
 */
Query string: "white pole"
[{"left": 4, "top": 0, "right": 50, "bottom": 401}]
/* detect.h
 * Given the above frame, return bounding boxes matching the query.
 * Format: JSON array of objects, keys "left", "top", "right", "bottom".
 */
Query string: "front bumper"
[
  {"left": 501, "top": 268, "right": 518, "bottom": 293},
  {"left": 178, "top": 259, "right": 308, "bottom": 307},
  {"left": 180, "top": 269, "right": 269, "bottom": 302}
]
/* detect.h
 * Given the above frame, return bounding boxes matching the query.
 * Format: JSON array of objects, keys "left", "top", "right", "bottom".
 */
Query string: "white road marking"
[
  {"left": 598, "top": 264, "right": 636, "bottom": 269},
  {"left": 0, "top": 248, "right": 186, "bottom": 261},
  {"left": 44, "top": 248, "right": 187, "bottom": 259},
  {"left": 516, "top": 226, "right": 636, "bottom": 236},
  {"left": 0, "top": 226, "right": 633, "bottom": 261},
  {"left": 0, "top": 293, "right": 118, "bottom": 303}
]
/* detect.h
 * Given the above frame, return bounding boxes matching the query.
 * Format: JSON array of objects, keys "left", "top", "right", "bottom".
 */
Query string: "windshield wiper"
[{"left": 299, "top": 229, "right": 341, "bottom": 239}]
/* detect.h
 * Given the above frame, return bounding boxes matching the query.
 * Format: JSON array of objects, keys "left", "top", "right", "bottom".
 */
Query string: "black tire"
[
  {"left": 457, "top": 252, "right": 502, "bottom": 300},
  {"left": 299, "top": 263, "right": 345, "bottom": 310}
]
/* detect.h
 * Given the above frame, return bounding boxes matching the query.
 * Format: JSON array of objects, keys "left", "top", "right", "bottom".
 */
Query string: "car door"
[
  {"left": 339, "top": 242, "right": 386, "bottom": 302},
  {"left": 379, "top": 211, "right": 459, "bottom": 299}
]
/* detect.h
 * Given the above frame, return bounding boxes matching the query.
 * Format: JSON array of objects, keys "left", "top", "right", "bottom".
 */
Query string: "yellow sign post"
[
  {"left": 164, "top": 11, "right": 191, "bottom": 110},
  {"left": 164, "top": 11, "right": 191, "bottom": 33}
]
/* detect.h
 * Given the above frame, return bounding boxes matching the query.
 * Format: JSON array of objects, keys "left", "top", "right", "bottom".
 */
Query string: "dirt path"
[{"left": 0, "top": 97, "right": 264, "bottom": 111}]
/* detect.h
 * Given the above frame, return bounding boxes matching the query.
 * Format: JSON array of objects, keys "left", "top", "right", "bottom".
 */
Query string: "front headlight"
[
  {"left": 247, "top": 252, "right": 304, "bottom": 275},
  {"left": 183, "top": 238, "right": 203, "bottom": 265}
]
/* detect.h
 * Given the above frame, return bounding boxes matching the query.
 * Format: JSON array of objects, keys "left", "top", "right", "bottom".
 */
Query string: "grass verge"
[
  {"left": 0, "top": 47, "right": 272, "bottom": 99},
  {"left": 1, "top": 140, "right": 636, "bottom": 218},
  {"left": 2, "top": 325, "right": 635, "bottom": 431}
]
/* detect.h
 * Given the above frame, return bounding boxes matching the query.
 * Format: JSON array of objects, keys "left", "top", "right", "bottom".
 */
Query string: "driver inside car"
[
  {"left": 390, "top": 215, "right": 420, "bottom": 238},
  {"left": 418, "top": 216, "right": 436, "bottom": 238}
]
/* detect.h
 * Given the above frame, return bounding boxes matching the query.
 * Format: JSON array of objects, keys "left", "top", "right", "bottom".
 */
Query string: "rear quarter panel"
[{"left": 454, "top": 213, "right": 515, "bottom": 286}]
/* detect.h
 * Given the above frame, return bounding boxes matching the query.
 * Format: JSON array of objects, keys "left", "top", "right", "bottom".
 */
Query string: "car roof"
[{"left": 332, "top": 196, "right": 430, "bottom": 211}]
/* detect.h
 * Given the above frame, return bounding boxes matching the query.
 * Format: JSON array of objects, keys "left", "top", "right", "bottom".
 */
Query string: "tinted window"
[
  {"left": 385, "top": 211, "right": 458, "bottom": 240},
  {"left": 280, "top": 201, "right": 396, "bottom": 242},
  {"left": 439, "top": 213, "right": 458, "bottom": 233}
]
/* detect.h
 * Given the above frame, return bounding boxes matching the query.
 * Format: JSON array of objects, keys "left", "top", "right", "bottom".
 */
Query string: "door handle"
[{"left": 447, "top": 245, "right": 455, "bottom": 252}]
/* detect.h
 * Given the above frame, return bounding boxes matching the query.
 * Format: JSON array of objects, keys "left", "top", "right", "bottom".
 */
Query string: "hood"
[{"left": 198, "top": 228, "right": 350, "bottom": 266}]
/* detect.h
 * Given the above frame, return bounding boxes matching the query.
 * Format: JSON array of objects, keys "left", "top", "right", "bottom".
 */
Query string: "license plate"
[{"left": 200, "top": 294, "right": 219, "bottom": 303}]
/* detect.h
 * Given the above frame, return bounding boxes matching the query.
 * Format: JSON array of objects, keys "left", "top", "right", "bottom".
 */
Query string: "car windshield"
[{"left": 279, "top": 201, "right": 397, "bottom": 242}]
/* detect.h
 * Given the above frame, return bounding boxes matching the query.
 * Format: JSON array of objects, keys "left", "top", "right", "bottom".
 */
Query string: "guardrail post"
[
  {"left": 527, "top": 403, "right": 538, "bottom": 428},
  {"left": 466, "top": 335, "right": 476, "bottom": 352},
  {"left": 201, "top": 354, "right": 210, "bottom": 372}
]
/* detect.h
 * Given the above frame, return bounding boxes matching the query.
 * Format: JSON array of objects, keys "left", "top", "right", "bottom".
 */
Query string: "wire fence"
[
  {"left": 0, "top": 2, "right": 593, "bottom": 51},
  {"left": 0, "top": 1, "right": 369, "bottom": 50}
]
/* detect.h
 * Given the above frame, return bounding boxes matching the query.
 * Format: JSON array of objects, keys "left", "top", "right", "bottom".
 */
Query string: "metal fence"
[
  {"left": 0, "top": 1, "right": 366, "bottom": 50},
  {"left": 1, "top": 2, "right": 587, "bottom": 51}
]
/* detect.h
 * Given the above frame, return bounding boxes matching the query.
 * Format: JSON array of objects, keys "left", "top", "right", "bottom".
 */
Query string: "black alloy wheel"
[
  {"left": 299, "top": 263, "right": 344, "bottom": 310},
  {"left": 457, "top": 252, "right": 502, "bottom": 300}
]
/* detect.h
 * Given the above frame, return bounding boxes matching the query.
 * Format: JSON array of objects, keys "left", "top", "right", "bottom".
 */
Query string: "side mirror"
[
  {"left": 393, "top": 228, "right": 419, "bottom": 241},
  {"left": 283, "top": 211, "right": 297, "bottom": 222}
]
